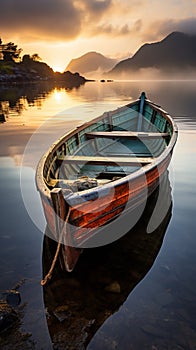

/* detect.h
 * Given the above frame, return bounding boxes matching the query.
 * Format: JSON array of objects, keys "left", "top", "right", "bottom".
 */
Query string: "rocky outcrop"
[{"left": 0, "top": 60, "right": 87, "bottom": 85}]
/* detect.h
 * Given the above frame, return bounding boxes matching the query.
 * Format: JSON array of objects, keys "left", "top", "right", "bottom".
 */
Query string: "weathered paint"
[{"left": 36, "top": 94, "right": 178, "bottom": 272}]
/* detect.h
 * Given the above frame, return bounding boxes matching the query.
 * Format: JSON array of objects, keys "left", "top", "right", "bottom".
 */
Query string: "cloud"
[
  {"left": 82, "top": 0, "right": 112, "bottom": 15},
  {"left": 142, "top": 17, "right": 196, "bottom": 42},
  {"left": 0, "top": 0, "right": 146, "bottom": 43},
  {"left": 111, "top": 0, "right": 145, "bottom": 15},
  {"left": 89, "top": 19, "right": 142, "bottom": 37},
  {"left": 91, "top": 23, "right": 130, "bottom": 36},
  {"left": 132, "top": 19, "right": 142, "bottom": 32},
  {"left": 0, "top": 0, "right": 114, "bottom": 41},
  {"left": 162, "top": 17, "right": 196, "bottom": 35},
  {"left": 0, "top": 0, "right": 82, "bottom": 40}
]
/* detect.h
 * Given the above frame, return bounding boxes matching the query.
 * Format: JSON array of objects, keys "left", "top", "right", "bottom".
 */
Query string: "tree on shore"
[
  {"left": 22, "top": 54, "right": 42, "bottom": 63},
  {"left": 31, "top": 53, "right": 42, "bottom": 62},
  {"left": 0, "top": 38, "right": 22, "bottom": 62}
]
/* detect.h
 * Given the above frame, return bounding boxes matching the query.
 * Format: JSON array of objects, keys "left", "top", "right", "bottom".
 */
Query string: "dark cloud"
[
  {"left": 0, "top": 0, "right": 82, "bottom": 39},
  {"left": 0, "top": 0, "right": 113, "bottom": 40},
  {"left": 160, "top": 17, "right": 196, "bottom": 35},
  {"left": 78, "top": 0, "right": 114, "bottom": 30},
  {"left": 83, "top": 0, "right": 112, "bottom": 14},
  {"left": 142, "top": 17, "right": 196, "bottom": 41}
]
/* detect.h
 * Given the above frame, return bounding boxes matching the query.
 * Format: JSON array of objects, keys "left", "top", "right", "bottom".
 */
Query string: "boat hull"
[
  {"left": 39, "top": 151, "right": 172, "bottom": 270},
  {"left": 36, "top": 93, "right": 178, "bottom": 272}
]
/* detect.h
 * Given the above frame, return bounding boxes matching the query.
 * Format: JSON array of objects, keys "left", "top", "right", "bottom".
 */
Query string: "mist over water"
[{"left": 104, "top": 67, "right": 196, "bottom": 81}]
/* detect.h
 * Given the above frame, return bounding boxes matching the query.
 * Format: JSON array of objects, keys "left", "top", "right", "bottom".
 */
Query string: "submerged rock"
[
  {"left": 105, "top": 281, "right": 121, "bottom": 294},
  {"left": 53, "top": 305, "right": 70, "bottom": 322},
  {"left": 0, "top": 300, "right": 19, "bottom": 333},
  {"left": 6, "top": 290, "right": 21, "bottom": 306}
]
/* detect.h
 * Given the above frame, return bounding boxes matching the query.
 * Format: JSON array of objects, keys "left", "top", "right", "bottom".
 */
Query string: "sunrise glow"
[
  {"left": 52, "top": 65, "right": 65, "bottom": 73},
  {"left": 1, "top": 0, "right": 196, "bottom": 72}
]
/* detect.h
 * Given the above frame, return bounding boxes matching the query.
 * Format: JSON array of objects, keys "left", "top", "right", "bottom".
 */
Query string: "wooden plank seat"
[
  {"left": 57, "top": 155, "right": 154, "bottom": 166},
  {"left": 101, "top": 152, "right": 152, "bottom": 157},
  {"left": 86, "top": 131, "right": 170, "bottom": 139}
]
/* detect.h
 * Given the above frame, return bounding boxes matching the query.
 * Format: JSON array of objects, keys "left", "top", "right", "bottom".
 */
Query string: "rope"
[{"left": 41, "top": 207, "right": 71, "bottom": 286}]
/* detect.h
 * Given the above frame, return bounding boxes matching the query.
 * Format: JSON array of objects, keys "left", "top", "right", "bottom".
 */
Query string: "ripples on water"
[{"left": 0, "top": 81, "right": 196, "bottom": 349}]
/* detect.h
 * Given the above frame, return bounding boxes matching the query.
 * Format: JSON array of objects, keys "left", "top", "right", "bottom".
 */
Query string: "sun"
[{"left": 52, "top": 64, "right": 65, "bottom": 73}]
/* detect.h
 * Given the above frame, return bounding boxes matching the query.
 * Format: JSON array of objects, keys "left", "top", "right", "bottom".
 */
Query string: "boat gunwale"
[{"left": 36, "top": 98, "right": 178, "bottom": 202}]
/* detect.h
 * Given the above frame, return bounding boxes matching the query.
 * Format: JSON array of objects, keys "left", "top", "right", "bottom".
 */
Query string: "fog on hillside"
[{"left": 104, "top": 66, "right": 196, "bottom": 81}]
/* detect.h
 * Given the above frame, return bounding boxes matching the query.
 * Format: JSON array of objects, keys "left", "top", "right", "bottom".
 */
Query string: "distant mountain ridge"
[
  {"left": 107, "top": 32, "right": 196, "bottom": 78},
  {"left": 65, "top": 51, "right": 118, "bottom": 76}
]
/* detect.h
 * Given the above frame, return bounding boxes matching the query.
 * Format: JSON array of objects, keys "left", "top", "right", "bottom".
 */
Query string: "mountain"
[
  {"left": 65, "top": 52, "right": 118, "bottom": 77},
  {"left": 107, "top": 32, "right": 196, "bottom": 78}
]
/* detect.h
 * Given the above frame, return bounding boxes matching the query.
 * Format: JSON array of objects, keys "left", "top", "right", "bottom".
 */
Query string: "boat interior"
[{"left": 44, "top": 100, "right": 173, "bottom": 192}]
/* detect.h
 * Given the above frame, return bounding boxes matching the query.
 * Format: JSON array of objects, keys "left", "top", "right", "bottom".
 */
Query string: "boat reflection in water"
[{"left": 42, "top": 171, "right": 172, "bottom": 350}]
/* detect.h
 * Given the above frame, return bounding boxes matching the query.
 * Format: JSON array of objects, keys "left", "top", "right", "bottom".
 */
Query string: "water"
[{"left": 0, "top": 81, "right": 196, "bottom": 349}]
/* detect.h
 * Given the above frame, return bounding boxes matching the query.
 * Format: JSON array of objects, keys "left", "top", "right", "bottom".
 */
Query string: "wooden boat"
[
  {"left": 36, "top": 92, "right": 178, "bottom": 275},
  {"left": 42, "top": 171, "right": 172, "bottom": 349}
]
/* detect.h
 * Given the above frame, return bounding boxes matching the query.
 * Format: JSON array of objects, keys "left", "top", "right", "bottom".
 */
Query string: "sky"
[{"left": 1, "top": 0, "right": 196, "bottom": 72}]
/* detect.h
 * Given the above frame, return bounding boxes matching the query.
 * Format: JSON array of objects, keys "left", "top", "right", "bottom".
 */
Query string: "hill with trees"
[{"left": 0, "top": 38, "right": 86, "bottom": 85}]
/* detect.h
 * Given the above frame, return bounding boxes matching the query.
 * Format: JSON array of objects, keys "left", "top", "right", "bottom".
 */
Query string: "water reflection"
[
  {"left": 0, "top": 83, "right": 48, "bottom": 118},
  {"left": 42, "top": 171, "right": 172, "bottom": 350},
  {"left": 1, "top": 81, "right": 196, "bottom": 130},
  {"left": 0, "top": 81, "right": 85, "bottom": 119}
]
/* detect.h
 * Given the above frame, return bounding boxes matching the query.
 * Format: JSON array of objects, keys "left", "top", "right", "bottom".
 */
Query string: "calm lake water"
[{"left": 0, "top": 81, "right": 196, "bottom": 349}]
